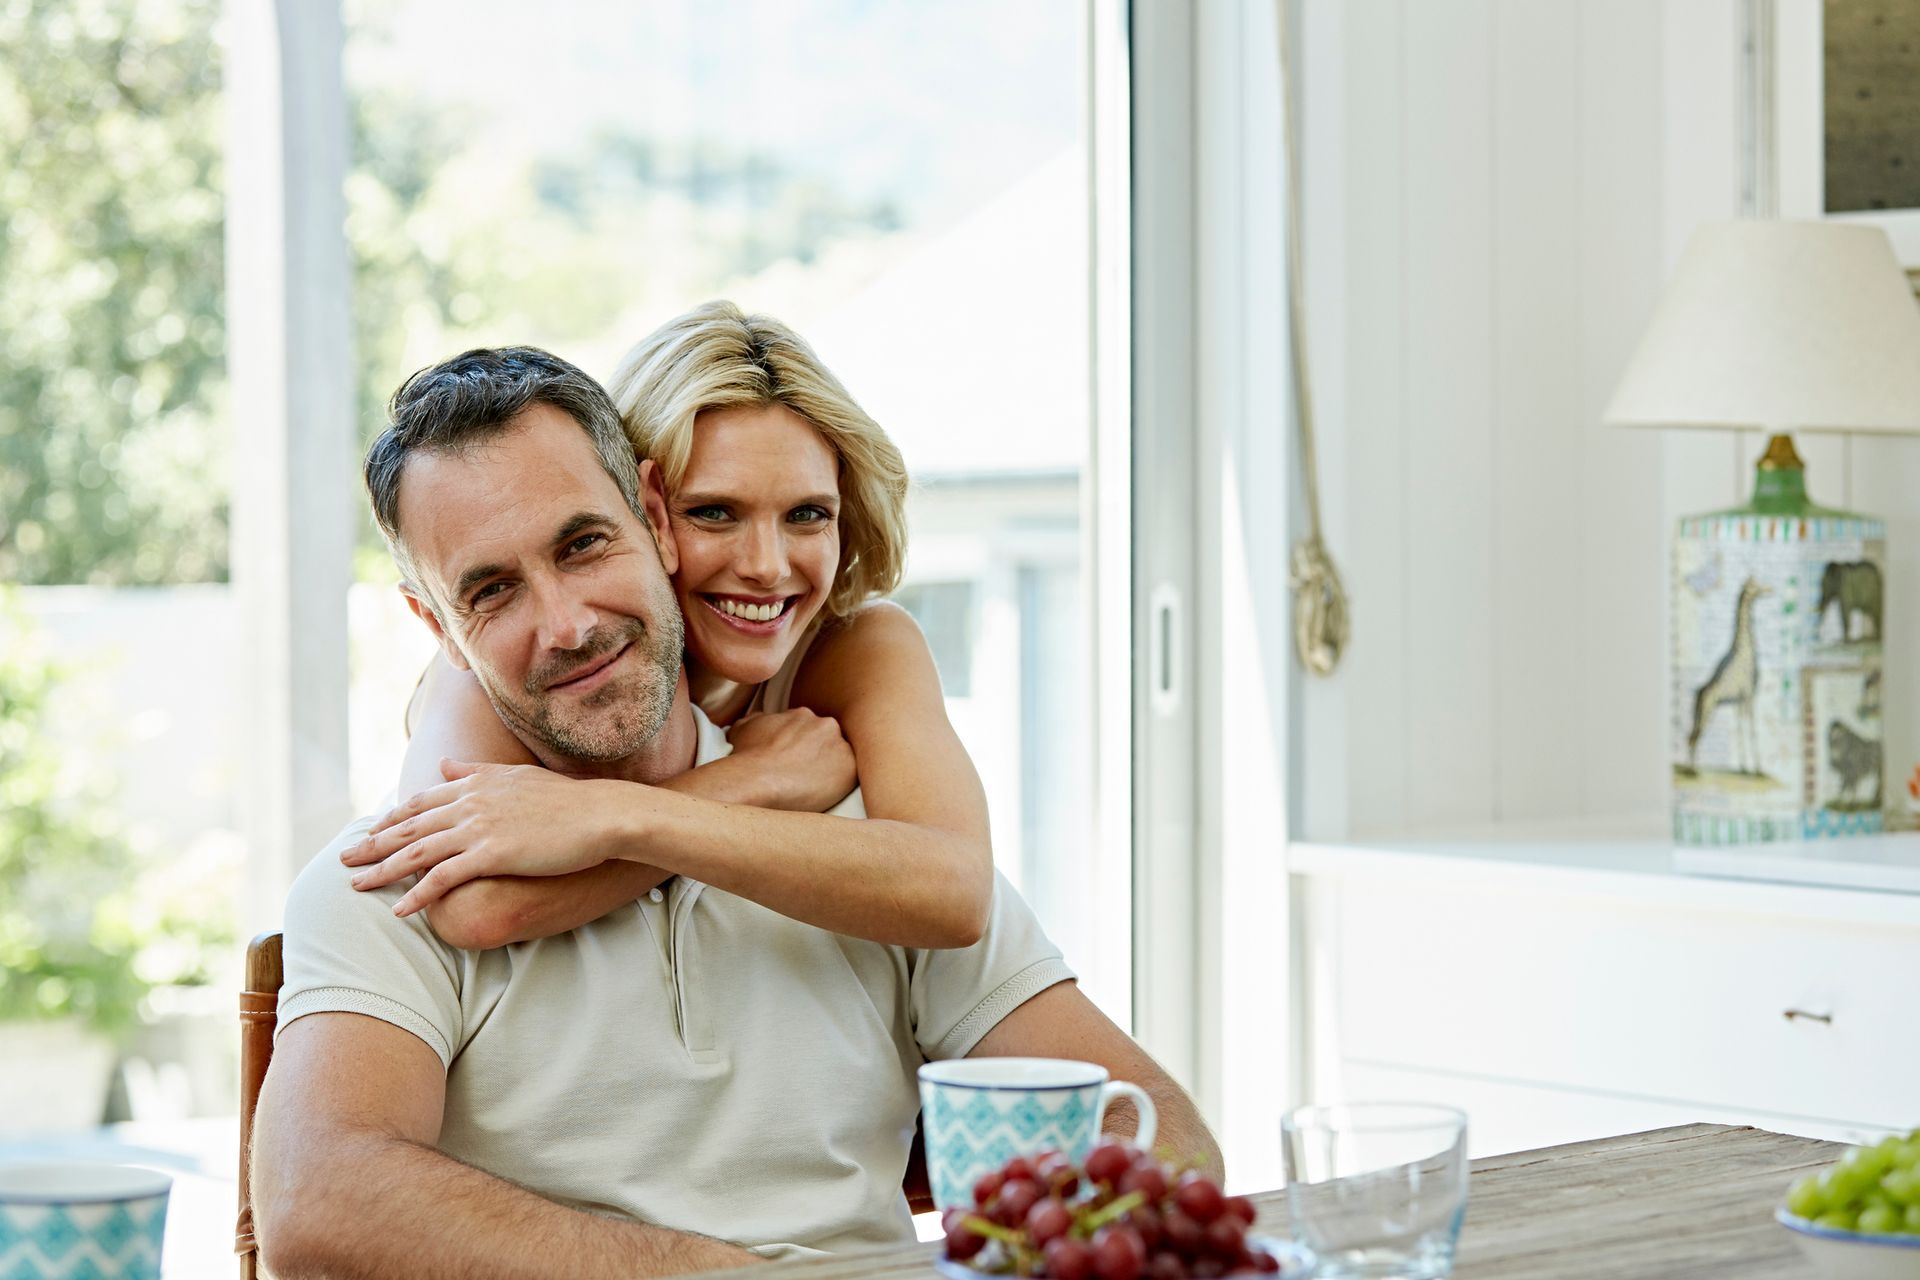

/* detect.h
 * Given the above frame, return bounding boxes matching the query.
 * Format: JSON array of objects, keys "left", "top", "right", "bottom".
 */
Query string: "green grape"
[
  {"left": 1825, "top": 1163, "right": 1877, "bottom": 1205},
  {"left": 1885, "top": 1169, "right": 1920, "bottom": 1208},
  {"left": 1844, "top": 1144, "right": 1896, "bottom": 1180},
  {"left": 1787, "top": 1174, "right": 1828, "bottom": 1219},
  {"left": 1859, "top": 1205, "right": 1901, "bottom": 1235},
  {"left": 1816, "top": 1209, "right": 1859, "bottom": 1232},
  {"left": 1866, "top": 1191, "right": 1899, "bottom": 1216},
  {"left": 1900, "top": 1141, "right": 1920, "bottom": 1172},
  {"left": 1906, "top": 1205, "right": 1920, "bottom": 1235}
]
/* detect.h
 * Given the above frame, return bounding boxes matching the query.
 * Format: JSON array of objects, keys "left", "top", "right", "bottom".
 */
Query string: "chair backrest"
[
  {"left": 235, "top": 931, "right": 282, "bottom": 1279},
  {"left": 233, "top": 926, "right": 933, "bottom": 1276}
]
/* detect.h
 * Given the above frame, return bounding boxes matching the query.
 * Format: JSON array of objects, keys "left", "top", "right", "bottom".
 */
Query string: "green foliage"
[
  {"left": 0, "top": 590, "right": 230, "bottom": 1030},
  {"left": 2, "top": 0, "right": 906, "bottom": 586},
  {"left": 0, "top": 0, "right": 230, "bottom": 585}
]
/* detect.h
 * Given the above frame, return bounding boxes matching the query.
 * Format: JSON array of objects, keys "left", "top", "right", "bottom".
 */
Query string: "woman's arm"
[
  {"left": 776, "top": 601, "right": 996, "bottom": 942},
  {"left": 355, "top": 605, "right": 995, "bottom": 948},
  {"left": 399, "top": 654, "right": 856, "bottom": 949}
]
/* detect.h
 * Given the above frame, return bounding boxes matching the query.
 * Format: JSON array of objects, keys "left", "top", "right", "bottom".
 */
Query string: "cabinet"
[{"left": 1291, "top": 819, "right": 1920, "bottom": 1157}]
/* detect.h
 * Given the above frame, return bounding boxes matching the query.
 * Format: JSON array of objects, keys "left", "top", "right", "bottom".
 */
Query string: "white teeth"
[{"left": 717, "top": 598, "right": 787, "bottom": 623}]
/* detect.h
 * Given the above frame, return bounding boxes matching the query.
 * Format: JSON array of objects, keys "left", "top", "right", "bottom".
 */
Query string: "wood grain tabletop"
[{"left": 706, "top": 1124, "right": 1844, "bottom": 1278}]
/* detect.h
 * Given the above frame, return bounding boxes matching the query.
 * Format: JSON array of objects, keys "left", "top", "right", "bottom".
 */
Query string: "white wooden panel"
[
  {"left": 1336, "top": 878, "right": 1920, "bottom": 1130},
  {"left": 1774, "top": 0, "right": 1825, "bottom": 221},
  {"left": 1577, "top": 1, "right": 1670, "bottom": 819},
  {"left": 1402, "top": 0, "right": 1496, "bottom": 827},
  {"left": 1335, "top": 0, "right": 1409, "bottom": 840},
  {"left": 1336, "top": 1062, "right": 1897, "bottom": 1159},
  {"left": 1487, "top": 1, "right": 1583, "bottom": 822},
  {"left": 1657, "top": 1, "right": 1746, "bottom": 530}
]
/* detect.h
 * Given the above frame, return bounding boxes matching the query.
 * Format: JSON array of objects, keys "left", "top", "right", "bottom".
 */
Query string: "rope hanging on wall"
[{"left": 1276, "top": 0, "right": 1350, "bottom": 678}]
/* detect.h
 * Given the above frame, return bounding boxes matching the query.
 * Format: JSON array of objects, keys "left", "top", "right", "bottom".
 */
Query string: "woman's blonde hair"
[{"left": 608, "top": 300, "right": 909, "bottom": 618}]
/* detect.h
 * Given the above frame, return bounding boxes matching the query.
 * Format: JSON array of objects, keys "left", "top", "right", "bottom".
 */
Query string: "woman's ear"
[{"left": 638, "top": 459, "right": 678, "bottom": 576}]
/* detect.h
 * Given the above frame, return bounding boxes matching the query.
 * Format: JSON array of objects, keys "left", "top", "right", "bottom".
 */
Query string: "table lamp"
[{"left": 1605, "top": 219, "right": 1920, "bottom": 845}]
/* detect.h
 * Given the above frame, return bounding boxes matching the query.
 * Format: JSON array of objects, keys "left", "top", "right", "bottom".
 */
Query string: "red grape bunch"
[{"left": 942, "top": 1141, "right": 1280, "bottom": 1279}]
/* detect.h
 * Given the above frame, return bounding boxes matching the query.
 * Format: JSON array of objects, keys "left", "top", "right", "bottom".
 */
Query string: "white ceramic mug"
[
  {"left": 0, "top": 1162, "right": 172, "bottom": 1279},
  {"left": 918, "top": 1057, "right": 1158, "bottom": 1214}
]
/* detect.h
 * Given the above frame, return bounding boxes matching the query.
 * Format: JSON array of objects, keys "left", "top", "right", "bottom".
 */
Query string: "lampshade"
[{"left": 1604, "top": 220, "right": 1920, "bottom": 434}]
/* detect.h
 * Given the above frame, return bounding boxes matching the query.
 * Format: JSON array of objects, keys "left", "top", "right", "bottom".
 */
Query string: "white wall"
[{"left": 1295, "top": 0, "right": 1920, "bottom": 840}]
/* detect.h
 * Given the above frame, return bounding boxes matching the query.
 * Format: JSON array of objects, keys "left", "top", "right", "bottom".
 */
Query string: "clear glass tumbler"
[{"left": 1281, "top": 1102, "right": 1468, "bottom": 1280}]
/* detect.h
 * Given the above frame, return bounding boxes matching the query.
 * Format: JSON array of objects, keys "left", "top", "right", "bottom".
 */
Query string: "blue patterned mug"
[
  {"left": 0, "top": 1162, "right": 171, "bottom": 1279},
  {"left": 918, "top": 1057, "right": 1159, "bottom": 1214}
]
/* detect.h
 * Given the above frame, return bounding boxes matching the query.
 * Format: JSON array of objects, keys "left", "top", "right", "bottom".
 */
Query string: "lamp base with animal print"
[{"left": 1672, "top": 510, "right": 1884, "bottom": 844}]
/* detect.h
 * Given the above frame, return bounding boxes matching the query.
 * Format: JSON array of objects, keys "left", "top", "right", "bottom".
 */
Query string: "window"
[{"left": 342, "top": 0, "right": 1128, "bottom": 1017}]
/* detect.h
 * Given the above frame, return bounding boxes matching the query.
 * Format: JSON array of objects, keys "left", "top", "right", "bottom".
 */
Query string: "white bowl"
[{"left": 1779, "top": 1208, "right": 1920, "bottom": 1280}]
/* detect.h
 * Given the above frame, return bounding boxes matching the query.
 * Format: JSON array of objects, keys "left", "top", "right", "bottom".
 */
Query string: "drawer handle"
[{"left": 1783, "top": 1008, "right": 1833, "bottom": 1025}]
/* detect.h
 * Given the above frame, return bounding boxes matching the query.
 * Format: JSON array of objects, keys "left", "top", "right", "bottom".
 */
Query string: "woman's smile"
[
  {"left": 670, "top": 402, "right": 842, "bottom": 689},
  {"left": 699, "top": 592, "right": 802, "bottom": 632}
]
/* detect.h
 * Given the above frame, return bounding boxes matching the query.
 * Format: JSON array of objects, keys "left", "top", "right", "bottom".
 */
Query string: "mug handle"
[{"left": 1096, "top": 1080, "right": 1158, "bottom": 1154}]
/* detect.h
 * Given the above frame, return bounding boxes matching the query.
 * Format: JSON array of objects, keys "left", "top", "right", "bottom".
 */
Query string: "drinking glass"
[{"left": 1282, "top": 1102, "right": 1467, "bottom": 1280}]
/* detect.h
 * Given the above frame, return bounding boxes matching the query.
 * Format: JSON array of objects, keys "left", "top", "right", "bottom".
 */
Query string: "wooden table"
[{"left": 710, "top": 1125, "right": 1842, "bottom": 1278}]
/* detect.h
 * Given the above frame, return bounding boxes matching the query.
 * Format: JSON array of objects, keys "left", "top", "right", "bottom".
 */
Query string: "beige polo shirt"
[{"left": 277, "top": 708, "right": 1074, "bottom": 1258}]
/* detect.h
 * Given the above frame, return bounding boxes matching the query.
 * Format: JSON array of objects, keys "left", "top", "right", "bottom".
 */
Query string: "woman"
[{"left": 342, "top": 301, "right": 995, "bottom": 950}]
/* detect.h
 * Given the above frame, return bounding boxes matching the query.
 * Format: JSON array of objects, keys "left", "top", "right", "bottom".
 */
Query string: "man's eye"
[
  {"left": 470, "top": 581, "right": 508, "bottom": 608},
  {"left": 566, "top": 533, "right": 606, "bottom": 555}
]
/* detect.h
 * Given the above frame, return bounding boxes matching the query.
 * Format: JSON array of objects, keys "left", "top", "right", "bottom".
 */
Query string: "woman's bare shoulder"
[
  {"left": 406, "top": 651, "right": 537, "bottom": 780},
  {"left": 806, "top": 600, "right": 928, "bottom": 666},
  {"left": 791, "top": 600, "right": 940, "bottom": 719}
]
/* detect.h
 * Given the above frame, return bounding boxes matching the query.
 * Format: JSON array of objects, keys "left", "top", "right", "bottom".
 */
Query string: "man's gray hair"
[{"left": 364, "top": 347, "right": 644, "bottom": 596}]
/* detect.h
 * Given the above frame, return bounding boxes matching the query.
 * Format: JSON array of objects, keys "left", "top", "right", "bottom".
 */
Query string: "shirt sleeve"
[
  {"left": 276, "top": 816, "right": 467, "bottom": 1068},
  {"left": 908, "top": 871, "right": 1077, "bottom": 1061}
]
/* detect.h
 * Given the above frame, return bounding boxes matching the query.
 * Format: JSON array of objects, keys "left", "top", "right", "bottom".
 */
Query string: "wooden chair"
[
  {"left": 234, "top": 931, "right": 934, "bottom": 1277},
  {"left": 235, "top": 932, "right": 282, "bottom": 1280}
]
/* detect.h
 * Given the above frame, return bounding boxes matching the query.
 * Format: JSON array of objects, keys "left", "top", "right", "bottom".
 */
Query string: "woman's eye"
[
  {"left": 789, "top": 506, "right": 834, "bottom": 525},
  {"left": 687, "top": 505, "right": 729, "bottom": 522}
]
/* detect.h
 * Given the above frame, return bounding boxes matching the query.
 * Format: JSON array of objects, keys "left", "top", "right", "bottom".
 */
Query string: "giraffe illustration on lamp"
[{"left": 1687, "top": 577, "right": 1770, "bottom": 776}]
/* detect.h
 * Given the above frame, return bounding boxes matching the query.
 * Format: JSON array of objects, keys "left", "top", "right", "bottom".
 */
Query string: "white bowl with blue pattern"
[
  {"left": 0, "top": 1162, "right": 171, "bottom": 1280},
  {"left": 1778, "top": 1208, "right": 1920, "bottom": 1279}
]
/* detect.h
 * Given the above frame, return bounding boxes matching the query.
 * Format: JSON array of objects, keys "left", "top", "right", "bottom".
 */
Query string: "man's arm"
[
  {"left": 966, "top": 980, "right": 1223, "bottom": 1179},
  {"left": 251, "top": 1012, "right": 761, "bottom": 1279}
]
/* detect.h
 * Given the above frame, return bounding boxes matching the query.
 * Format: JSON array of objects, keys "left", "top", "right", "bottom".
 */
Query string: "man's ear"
[
  {"left": 399, "top": 581, "right": 470, "bottom": 672},
  {"left": 638, "top": 459, "right": 678, "bottom": 577}
]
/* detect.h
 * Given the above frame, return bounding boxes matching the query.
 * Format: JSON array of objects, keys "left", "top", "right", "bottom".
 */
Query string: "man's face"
[{"left": 396, "top": 403, "right": 685, "bottom": 766}]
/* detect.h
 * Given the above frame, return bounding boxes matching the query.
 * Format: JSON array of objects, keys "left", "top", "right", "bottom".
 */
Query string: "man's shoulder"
[{"left": 284, "top": 815, "right": 421, "bottom": 937}]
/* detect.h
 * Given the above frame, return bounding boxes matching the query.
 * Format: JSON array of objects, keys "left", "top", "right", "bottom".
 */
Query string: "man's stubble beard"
[{"left": 480, "top": 602, "right": 686, "bottom": 765}]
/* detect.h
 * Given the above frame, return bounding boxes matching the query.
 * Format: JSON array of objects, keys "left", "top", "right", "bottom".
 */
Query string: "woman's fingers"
[
  {"left": 393, "top": 856, "right": 485, "bottom": 918},
  {"left": 347, "top": 799, "right": 465, "bottom": 865},
  {"left": 367, "top": 778, "right": 468, "bottom": 837},
  {"left": 350, "top": 828, "right": 463, "bottom": 891}
]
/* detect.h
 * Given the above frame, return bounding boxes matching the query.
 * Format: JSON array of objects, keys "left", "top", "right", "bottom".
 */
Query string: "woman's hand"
[
  {"left": 725, "top": 707, "right": 857, "bottom": 811},
  {"left": 341, "top": 760, "right": 637, "bottom": 918}
]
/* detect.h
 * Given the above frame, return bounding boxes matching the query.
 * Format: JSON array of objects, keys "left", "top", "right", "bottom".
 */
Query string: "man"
[{"left": 251, "top": 347, "right": 1217, "bottom": 1279}]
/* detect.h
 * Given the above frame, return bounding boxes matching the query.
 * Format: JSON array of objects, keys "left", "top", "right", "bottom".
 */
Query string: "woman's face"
[{"left": 667, "top": 402, "right": 842, "bottom": 687}]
